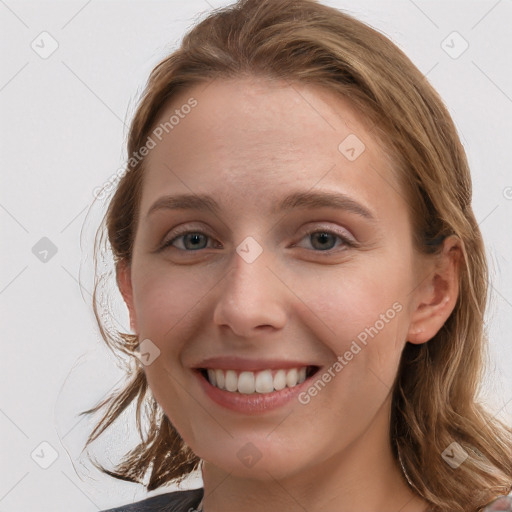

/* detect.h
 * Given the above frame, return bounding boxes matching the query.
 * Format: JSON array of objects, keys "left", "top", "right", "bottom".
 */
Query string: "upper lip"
[{"left": 193, "top": 356, "right": 320, "bottom": 372}]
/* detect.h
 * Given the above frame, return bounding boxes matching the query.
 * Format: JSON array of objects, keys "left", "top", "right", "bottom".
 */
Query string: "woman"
[{"left": 83, "top": 0, "right": 512, "bottom": 510}]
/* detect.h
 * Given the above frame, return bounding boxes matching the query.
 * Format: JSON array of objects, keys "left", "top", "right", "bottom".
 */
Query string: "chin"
[{"left": 196, "top": 436, "right": 315, "bottom": 481}]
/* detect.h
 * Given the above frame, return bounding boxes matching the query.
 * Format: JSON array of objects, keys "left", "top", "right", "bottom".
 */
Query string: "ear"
[
  {"left": 407, "top": 236, "right": 461, "bottom": 344},
  {"left": 116, "top": 260, "right": 138, "bottom": 333}
]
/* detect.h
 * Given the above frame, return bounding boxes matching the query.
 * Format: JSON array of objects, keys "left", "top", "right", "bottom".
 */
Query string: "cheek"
[
  {"left": 295, "top": 265, "right": 411, "bottom": 382},
  {"left": 301, "top": 263, "right": 409, "bottom": 337},
  {"left": 132, "top": 264, "right": 207, "bottom": 341},
  {"left": 131, "top": 265, "right": 207, "bottom": 429}
]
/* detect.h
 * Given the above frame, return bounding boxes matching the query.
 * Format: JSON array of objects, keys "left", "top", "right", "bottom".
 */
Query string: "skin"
[{"left": 117, "top": 76, "right": 461, "bottom": 512}]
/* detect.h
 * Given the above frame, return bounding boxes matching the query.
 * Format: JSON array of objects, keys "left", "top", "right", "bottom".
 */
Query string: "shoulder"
[
  {"left": 99, "top": 487, "right": 204, "bottom": 512},
  {"left": 484, "top": 490, "right": 512, "bottom": 511}
]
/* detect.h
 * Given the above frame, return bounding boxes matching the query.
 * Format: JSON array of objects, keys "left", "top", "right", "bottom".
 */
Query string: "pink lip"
[
  {"left": 193, "top": 367, "right": 319, "bottom": 414},
  {"left": 193, "top": 356, "right": 316, "bottom": 372}
]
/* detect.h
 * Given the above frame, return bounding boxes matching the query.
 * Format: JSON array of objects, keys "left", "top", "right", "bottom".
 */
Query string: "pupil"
[
  {"left": 313, "top": 232, "right": 334, "bottom": 250},
  {"left": 186, "top": 234, "right": 205, "bottom": 249}
]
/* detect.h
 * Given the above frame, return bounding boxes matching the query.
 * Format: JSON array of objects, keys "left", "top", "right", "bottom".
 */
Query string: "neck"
[{"left": 200, "top": 396, "right": 430, "bottom": 512}]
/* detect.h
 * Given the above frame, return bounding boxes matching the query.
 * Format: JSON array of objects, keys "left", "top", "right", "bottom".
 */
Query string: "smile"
[{"left": 200, "top": 367, "right": 317, "bottom": 395}]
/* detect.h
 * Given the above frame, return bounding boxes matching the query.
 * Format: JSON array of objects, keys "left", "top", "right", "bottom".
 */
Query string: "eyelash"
[{"left": 158, "top": 226, "right": 358, "bottom": 255}]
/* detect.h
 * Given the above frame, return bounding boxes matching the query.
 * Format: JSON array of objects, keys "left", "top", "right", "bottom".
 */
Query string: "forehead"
[{"left": 139, "top": 77, "right": 405, "bottom": 221}]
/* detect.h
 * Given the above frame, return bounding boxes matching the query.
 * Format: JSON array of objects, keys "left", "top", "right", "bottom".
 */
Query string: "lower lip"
[{"left": 194, "top": 370, "right": 317, "bottom": 414}]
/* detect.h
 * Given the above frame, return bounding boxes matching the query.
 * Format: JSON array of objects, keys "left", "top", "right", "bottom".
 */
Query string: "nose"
[{"left": 212, "top": 245, "right": 288, "bottom": 338}]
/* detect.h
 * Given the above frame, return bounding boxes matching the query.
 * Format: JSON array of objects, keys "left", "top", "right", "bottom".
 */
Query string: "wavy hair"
[{"left": 81, "top": 0, "right": 512, "bottom": 510}]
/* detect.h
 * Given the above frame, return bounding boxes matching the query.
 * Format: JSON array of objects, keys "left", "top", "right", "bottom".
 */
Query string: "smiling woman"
[{"left": 81, "top": 1, "right": 512, "bottom": 511}]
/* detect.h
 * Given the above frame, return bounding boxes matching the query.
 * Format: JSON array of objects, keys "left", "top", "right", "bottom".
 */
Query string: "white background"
[{"left": 1, "top": 1, "right": 511, "bottom": 510}]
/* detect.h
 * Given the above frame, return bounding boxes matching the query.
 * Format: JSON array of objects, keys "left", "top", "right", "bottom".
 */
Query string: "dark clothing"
[
  {"left": 101, "top": 487, "right": 512, "bottom": 511},
  {"left": 100, "top": 488, "right": 203, "bottom": 512}
]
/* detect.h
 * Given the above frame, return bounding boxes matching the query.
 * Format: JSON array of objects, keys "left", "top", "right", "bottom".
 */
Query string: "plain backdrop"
[{"left": 1, "top": 1, "right": 511, "bottom": 510}]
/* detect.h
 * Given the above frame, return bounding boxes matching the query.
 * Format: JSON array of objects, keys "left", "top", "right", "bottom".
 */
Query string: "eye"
[
  {"left": 158, "top": 225, "right": 356, "bottom": 254},
  {"left": 159, "top": 230, "right": 219, "bottom": 251},
  {"left": 294, "top": 227, "right": 356, "bottom": 253}
]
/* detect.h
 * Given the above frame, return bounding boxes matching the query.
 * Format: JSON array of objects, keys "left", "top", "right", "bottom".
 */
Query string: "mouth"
[{"left": 197, "top": 366, "right": 320, "bottom": 395}]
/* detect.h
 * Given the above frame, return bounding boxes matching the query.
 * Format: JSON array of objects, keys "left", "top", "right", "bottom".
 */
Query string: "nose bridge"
[
  {"left": 224, "top": 237, "right": 274, "bottom": 307},
  {"left": 230, "top": 238, "right": 270, "bottom": 297},
  {"left": 212, "top": 237, "right": 286, "bottom": 335}
]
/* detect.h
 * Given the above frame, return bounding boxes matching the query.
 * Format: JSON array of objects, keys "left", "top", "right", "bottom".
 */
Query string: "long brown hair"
[{"left": 81, "top": 1, "right": 512, "bottom": 509}]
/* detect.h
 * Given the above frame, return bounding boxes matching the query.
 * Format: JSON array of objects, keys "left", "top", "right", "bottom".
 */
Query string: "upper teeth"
[{"left": 206, "top": 368, "right": 308, "bottom": 394}]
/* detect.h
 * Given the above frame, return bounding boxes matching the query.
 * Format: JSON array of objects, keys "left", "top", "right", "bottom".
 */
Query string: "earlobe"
[
  {"left": 116, "top": 260, "right": 138, "bottom": 333},
  {"left": 407, "top": 236, "right": 461, "bottom": 344}
]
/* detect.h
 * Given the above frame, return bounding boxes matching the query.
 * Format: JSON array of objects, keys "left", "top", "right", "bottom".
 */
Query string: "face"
[{"left": 118, "top": 76, "right": 434, "bottom": 481}]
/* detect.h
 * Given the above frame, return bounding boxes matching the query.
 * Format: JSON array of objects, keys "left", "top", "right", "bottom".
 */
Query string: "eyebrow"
[{"left": 146, "top": 190, "right": 376, "bottom": 221}]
